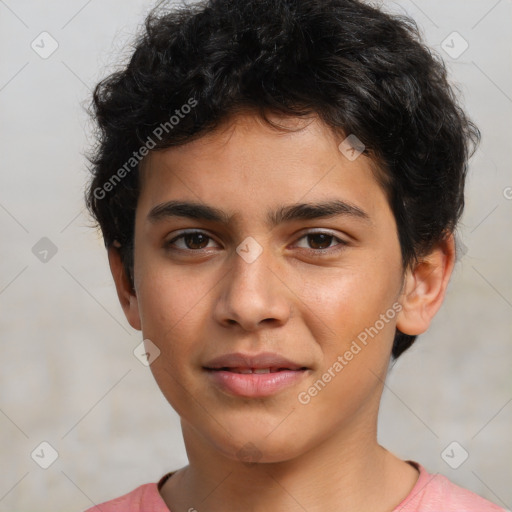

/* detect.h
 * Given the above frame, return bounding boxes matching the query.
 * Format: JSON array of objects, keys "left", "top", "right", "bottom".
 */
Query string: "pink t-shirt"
[{"left": 84, "top": 461, "right": 506, "bottom": 511}]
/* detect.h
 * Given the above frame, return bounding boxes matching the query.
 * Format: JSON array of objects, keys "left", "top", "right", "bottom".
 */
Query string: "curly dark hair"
[{"left": 85, "top": 0, "right": 480, "bottom": 359}]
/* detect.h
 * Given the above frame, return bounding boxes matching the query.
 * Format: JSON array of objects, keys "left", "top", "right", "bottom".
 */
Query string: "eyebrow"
[{"left": 147, "top": 199, "right": 371, "bottom": 228}]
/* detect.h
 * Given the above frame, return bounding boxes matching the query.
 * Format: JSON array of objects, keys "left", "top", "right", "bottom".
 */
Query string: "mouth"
[
  {"left": 204, "top": 367, "right": 308, "bottom": 397},
  {"left": 202, "top": 352, "right": 310, "bottom": 397},
  {"left": 206, "top": 366, "right": 308, "bottom": 374}
]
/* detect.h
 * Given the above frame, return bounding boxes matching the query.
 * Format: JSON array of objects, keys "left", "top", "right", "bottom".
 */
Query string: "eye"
[
  {"left": 164, "top": 230, "right": 347, "bottom": 255},
  {"left": 164, "top": 230, "right": 219, "bottom": 251},
  {"left": 294, "top": 231, "right": 347, "bottom": 253}
]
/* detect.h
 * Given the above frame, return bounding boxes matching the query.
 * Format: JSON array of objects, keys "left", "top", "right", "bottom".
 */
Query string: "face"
[{"left": 122, "top": 113, "right": 408, "bottom": 463}]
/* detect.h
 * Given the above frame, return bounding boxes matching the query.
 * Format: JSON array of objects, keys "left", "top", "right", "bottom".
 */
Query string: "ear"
[
  {"left": 396, "top": 233, "right": 456, "bottom": 336},
  {"left": 107, "top": 242, "right": 142, "bottom": 331}
]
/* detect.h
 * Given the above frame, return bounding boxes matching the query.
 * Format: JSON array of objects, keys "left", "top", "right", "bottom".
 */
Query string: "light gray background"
[{"left": 0, "top": 1, "right": 511, "bottom": 511}]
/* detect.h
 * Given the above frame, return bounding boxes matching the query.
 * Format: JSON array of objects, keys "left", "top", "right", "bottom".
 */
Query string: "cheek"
[
  {"left": 298, "top": 262, "right": 401, "bottom": 345},
  {"left": 138, "top": 271, "right": 207, "bottom": 415},
  {"left": 135, "top": 269, "right": 201, "bottom": 373},
  {"left": 295, "top": 270, "right": 400, "bottom": 422},
  {"left": 136, "top": 250, "right": 206, "bottom": 328}
]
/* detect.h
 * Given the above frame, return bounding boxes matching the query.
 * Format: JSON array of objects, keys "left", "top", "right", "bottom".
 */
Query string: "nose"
[{"left": 213, "top": 242, "right": 292, "bottom": 331}]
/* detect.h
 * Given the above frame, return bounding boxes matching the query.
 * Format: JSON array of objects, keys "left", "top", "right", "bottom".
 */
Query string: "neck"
[{"left": 160, "top": 420, "right": 419, "bottom": 512}]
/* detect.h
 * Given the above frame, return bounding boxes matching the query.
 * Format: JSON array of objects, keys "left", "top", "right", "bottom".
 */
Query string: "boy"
[{"left": 84, "top": 0, "right": 503, "bottom": 510}]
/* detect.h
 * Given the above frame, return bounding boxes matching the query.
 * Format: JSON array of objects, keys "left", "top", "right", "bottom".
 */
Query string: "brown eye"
[
  {"left": 183, "top": 232, "right": 210, "bottom": 249},
  {"left": 296, "top": 231, "right": 349, "bottom": 258},
  {"left": 294, "top": 231, "right": 348, "bottom": 255},
  {"left": 165, "top": 231, "right": 217, "bottom": 251},
  {"left": 306, "top": 233, "right": 334, "bottom": 250}
]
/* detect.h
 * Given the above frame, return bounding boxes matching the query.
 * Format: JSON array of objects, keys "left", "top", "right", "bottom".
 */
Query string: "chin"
[{"left": 209, "top": 427, "right": 307, "bottom": 465}]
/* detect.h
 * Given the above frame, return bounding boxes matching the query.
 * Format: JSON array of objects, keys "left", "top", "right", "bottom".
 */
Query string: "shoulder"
[
  {"left": 83, "top": 482, "right": 169, "bottom": 512},
  {"left": 421, "top": 472, "right": 506, "bottom": 511},
  {"left": 395, "top": 461, "right": 506, "bottom": 512}
]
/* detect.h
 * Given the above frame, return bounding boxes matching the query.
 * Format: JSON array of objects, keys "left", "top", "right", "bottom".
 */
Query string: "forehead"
[{"left": 137, "top": 112, "right": 390, "bottom": 226}]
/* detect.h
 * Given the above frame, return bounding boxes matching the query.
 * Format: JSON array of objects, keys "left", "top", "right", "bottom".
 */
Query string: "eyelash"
[{"left": 164, "top": 230, "right": 348, "bottom": 256}]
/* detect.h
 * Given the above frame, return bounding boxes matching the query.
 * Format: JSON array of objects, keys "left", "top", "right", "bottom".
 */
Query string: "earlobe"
[
  {"left": 107, "top": 242, "right": 142, "bottom": 331},
  {"left": 396, "top": 233, "right": 456, "bottom": 336}
]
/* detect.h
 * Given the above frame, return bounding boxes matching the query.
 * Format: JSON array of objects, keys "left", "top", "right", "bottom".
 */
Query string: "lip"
[
  {"left": 203, "top": 351, "right": 306, "bottom": 371},
  {"left": 205, "top": 368, "right": 308, "bottom": 398},
  {"left": 203, "top": 352, "right": 309, "bottom": 398}
]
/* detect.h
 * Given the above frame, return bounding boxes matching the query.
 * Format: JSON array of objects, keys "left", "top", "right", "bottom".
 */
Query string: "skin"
[{"left": 108, "top": 112, "right": 455, "bottom": 512}]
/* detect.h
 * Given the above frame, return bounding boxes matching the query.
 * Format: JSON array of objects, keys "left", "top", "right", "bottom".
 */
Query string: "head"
[{"left": 85, "top": 0, "right": 479, "bottom": 463}]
